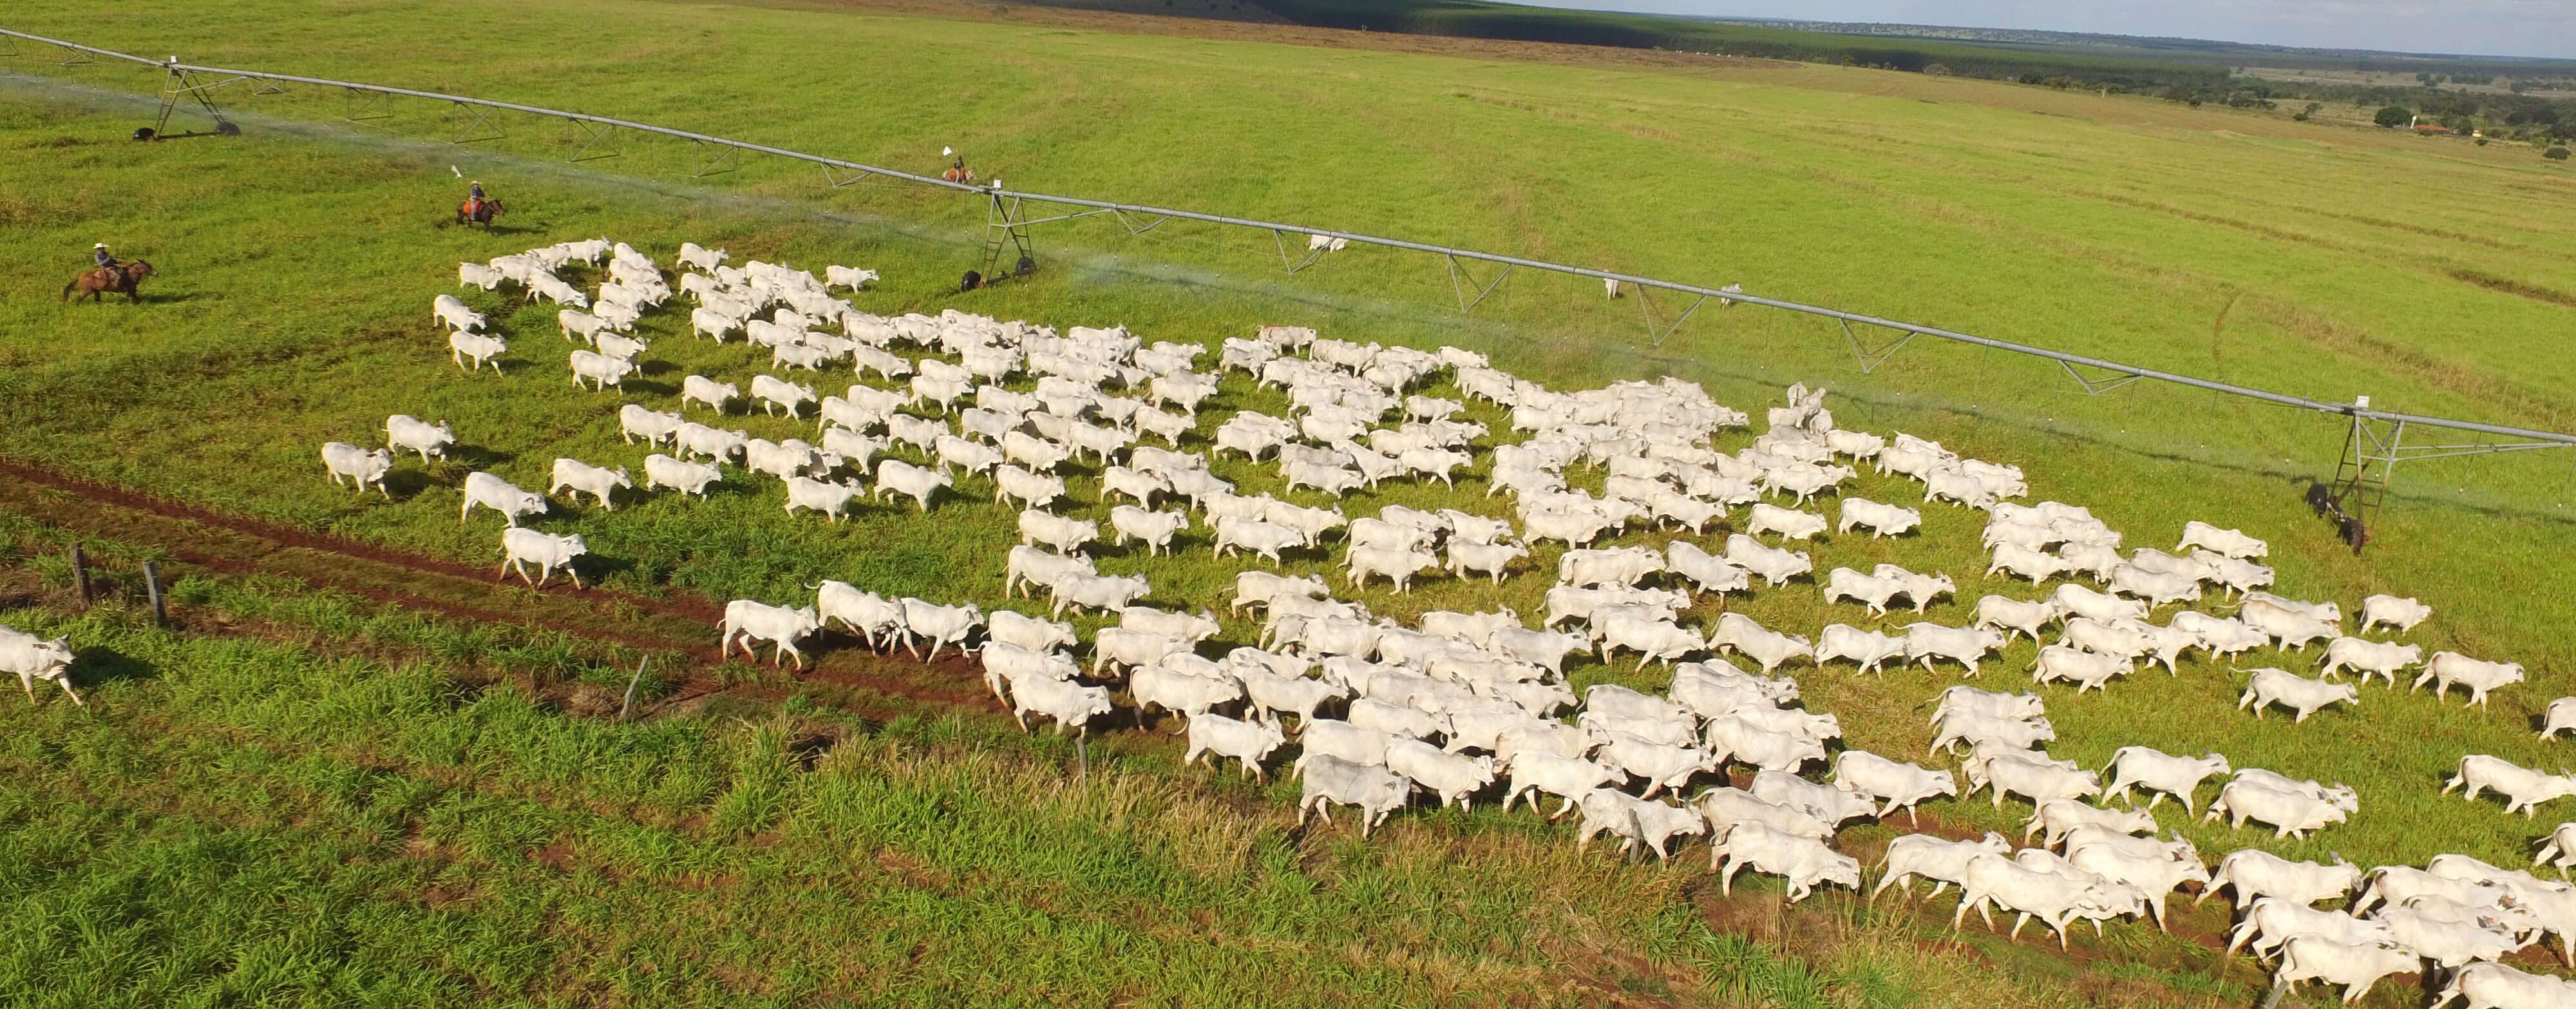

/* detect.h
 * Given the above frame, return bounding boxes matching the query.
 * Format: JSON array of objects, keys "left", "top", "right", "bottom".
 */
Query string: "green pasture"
[{"left": 2, "top": 0, "right": 2575, "bottom": 1003}]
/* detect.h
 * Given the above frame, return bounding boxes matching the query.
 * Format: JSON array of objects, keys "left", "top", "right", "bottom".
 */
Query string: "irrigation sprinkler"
[
  {"left": 137, "top": 59, "right": 240, "bottom": 141},
  {"left": 8, "top": 23, "right": 2576, "bottom": 546}
]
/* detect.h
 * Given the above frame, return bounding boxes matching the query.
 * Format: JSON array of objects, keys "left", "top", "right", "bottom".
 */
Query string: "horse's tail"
[{"left": 60, "top": 277, "right": 79, "bottom": 301}]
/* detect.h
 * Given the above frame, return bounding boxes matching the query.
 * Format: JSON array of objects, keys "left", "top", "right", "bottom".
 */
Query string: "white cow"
[
  {"left": 1873, "top": 831, "right": 2012, "bottom": 903},
  {"left": 2360, "top": 593, "right": 2433, "bottom": 635},
  {"left": 824, "top": 264, "right": 878, "bottom": 290},
  {"left": 1709, "top": 822, "right": 1860, "bottom": 903},
  {"left": 2176, "top": 520, "right": 2266, "bottom": 559},
  {"left": 2197, "top": 849, "right": 2361, "bottom": 910},
  {"left": 815, "top": 581, "right": 907, "bottom": 648},
  {"left": 642, "top": 454, "right": 722, "bottom": 498},
  {"left": 2414, "top": 651, "right": 2526, "bottom": 708},
  {"left": 458, "top": 472, "right": 547, "bottom": 526},
  {"left": 1294, "top": 754, "right": 1412, "bottom": 839},
  {"left": 618, "top": 404, "right": 683, "bottom": 447},
  {"left": 2316, "top": 636, "right": 2423, "bottom": 685},
  {"left": 1107, "top": 506, "right": 1190, "bottom": 556},
  {"left": 0, "top": 627, "right": 81, "bottom": 707},
  {"left": 1747, "top": 503, "right": 1828, "bottom": 540},
  {"left": 1832, "top": 750, "right": 1955, "bottom": 824},
  {"left": 2446, "top": 754, "right": 2576, "bottom": 816},
  {"left": 1387, "top": 740, "right": 1496, "bottom": 811},
  {"left": 569, "top": 349, "right": 636, "bottom": 391},
  {"left": 2433, "top": 962, "right": 2576, "bottom": 1009},
  {"left": 319, "top": 442, "right": 393, "bottom": 497},
  {"left": 544, "top": 458, "right": 628, "bottom": 510},
  {"left": 448, "top": 331, "right": 507, "bottom": 372},
  {"left": 2271, "top": 936, "right": 2417, "bottom": 1005},
  {"left": 2103, "top": 747, "right": 2230, "bottom": 814},
  {"left": 432, "top": 293, "right": 485, "bottom": 332},
  {"left": 384, "top": 414, "right": 455, "bottom": 463},
  {"left": 1346, "top": 546, "right": 1440, "bottom": 591},
  {"left": 719, "top": 599, "right": 822, "bottom": 669},
  {"left": 1815, "top": 624, "right": 1909, "bottom": 675},
  {"left": 1837, "top": 498, "right": 1922, "bottom": 538},
  {"left": 783, "top": 476, "right": 865, "bottom": 522},
  {"left": 681, "top": 375, "right": 739, "bottom": 413},
  {"left": 751, "top": 374, "right": 818, "bottom": 418},
  {"left": 497, "top": 528, "right": 587, "bottom": 588},
  {"left": 2201, "top": 779, "right": 2347, "bottom": 838},
  {"left": 875, "top": 460, "right": 952, "bottom": 512},
  {"left": 2237, "top": 668, "right": 2357, "bottom": 722}
]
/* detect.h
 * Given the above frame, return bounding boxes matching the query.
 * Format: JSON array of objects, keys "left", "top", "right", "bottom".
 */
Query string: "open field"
[{"left": 5, "top": 0, "right": 2576, "bottom": 1004}]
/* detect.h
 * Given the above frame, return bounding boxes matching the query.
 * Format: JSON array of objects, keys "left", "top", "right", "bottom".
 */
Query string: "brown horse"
[
  {"left": 61, "top": 260, "right": 157, "bottom": 303},
  {"left": 457, "top": 197, "right": 507, "bottom": 227}
]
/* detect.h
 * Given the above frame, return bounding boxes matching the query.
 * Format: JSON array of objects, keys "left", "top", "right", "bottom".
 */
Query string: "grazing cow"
[
  {"left": 1904, "top": 622, "right": 2005, "bottom": 675},
  {"left": 1048, "top": 573, "right": 1150, "bottom": 619},
  {"left": 815, "top": 581, "right": 907, "bottom": 648},
  {"left": 1710, "top": 822, "right": 1861, "bottom": 903},
  {"left": 1345, "top": 546, "right": 1440, "bottom": 591},
  {"left": 2197, "top": 849, "right": 2361, "bottom": 910},
  {"left": 824, "top": 264, "right": 878, "bottom": 290},
  {"left": 2177, "top": 520, "right": 2266, "bottom": 559},
  {"left": 750, "top": 374, "right": 818, "bottom": 418},
  {"left": 2031, "top": 645, "right": 2129, "bottom": 693},
  {"left": 642, "top": 454, "right": 722, "bottom": 498},
  {"left": 2414, "top": 651, "right": 2526, "bottom": 708},
  {"left": 1710, "top": 613, "right": 1813, "bottom": 675},
  {"left": 2316, "top": 636, "right": 2423, "bottom": 685},
  {"left": 2051, "top": 583, "right": 2145, "bottom": 624},
  {"left": 385, "top": 414, "right": 455, "bottom": 463},
  {"left": 2271, "top": 936, "right": 2416, "bottom": 1006},
  {"left": 319, "top": 442, "right": 393, "bottom": 497},
  {"left": 895, "top": 599, "right": 982, "bottom": 660},
  {"left": 992, "top": 465, "right": 1067, "bottom": 510},
  {"left": 1973, "top": 595, "right": 2059, "bottom": 644},
  {"left": 1107, "top": 505, "right": 1189, "bottom": 556},
  {"left": 0, "top": 627, "right": 81, "bottom": 707},
  {"left": 998, "top": 669, "right": 1115, "bottom": 736},
  {"left": 2226, "top": 896, "right": 2395, "bottom": 959},
  {"left": 448, "top": 330, "right": 507, "bottom": 372},
  {"left": 497, "top": 528, "right": 587, "bottom": 588},
  {"left": 2103, "top": 747, "right": 2230, "bottom": 814},
  {"left": 1504, "top": 752, "right": 1622, "bottom": 819},
  {"left": 432, "top": 293, "right": 486, "bottom": 332},
  {"left": 2432, "top": 962, "right": 2576, "bottom": 1009},
  {"left": 459, "top": 472, "right": 548, "bottom": 526},
  {"left": 1816, "top": 624, "right": 1909, "bottom": 675},
  {"left": 457, "top": 262, "right": 506, "bottom": 291},
  {"left": 1747, "top": 503, "right": 1828, "bottom": 540},
  {"left": 1838, "top": 498, "right": 1921, "bottom": 538},
  {"left": 719, "top": 599, "right": 822, "bottom": 669},
  {"left": 983, "top": 610, "right": 1075, "bottom": 656},
  {"left": 1723, "top": 534, "right": 1812, "bottom": 586},
  {"left": 2446, "top": 754, "right": 2576, "bottom": 817},
  {"left": 1873, "top": 832, "right": 2012, "bottom": 903},
  {"left": 2201, "top": 779, "right": 2347, "bottom": 838},
  {"left": 1831, "top": 751, "right": 1956, "bottom": 824},
  {"left": 2360, "top": 593, "right": 2433, "bottom": 635},
  {"left": 1981, "top": 753, "right": 2101, "bottom": 809},
  {"left": 2237, "top": 667, "right": 2358, "bottom": 722},
  {"left": 542, "top": 456, "right": 632, "bottom": 510},
  {"left": 1295, "top": 754, "right": 1412, "bottom": 838},
  {"left": 682, "top": 375, "right": 739, "bottom": 413},
  {"left": 1823, "top": 567, "right": 1905, "bottom": 617},
  {"left": 2067, "top": 842, "right": 2208, "bottom": 932},
  {"left": 1387, "top": 740, "right": 1497, "bottom": 811},
  {"left": 1950, "top": 852, "right": 2131, "bottom": 950},
  {"left": 783, "top": 476, "right": 865, "bottom": 523},
  {"left": 569, "top": 349, "right": 636, "bottom": 390},
  {"left": 874, "top": 460, "right": 953, "bottom": 512},
  {"left": 2023, "top": 798, "right": 2155, "bottom": 848},
  {"left": 619, "top": 403, "right": 683, "bottom": 447}
]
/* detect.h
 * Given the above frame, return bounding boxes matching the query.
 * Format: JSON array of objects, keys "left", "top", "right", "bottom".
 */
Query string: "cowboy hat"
[{"left": 94, "top": 242, "right": 108, "bottom": 249}]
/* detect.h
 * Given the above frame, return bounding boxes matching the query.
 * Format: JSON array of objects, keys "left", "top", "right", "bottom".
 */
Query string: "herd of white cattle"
[{"left": 264, "top": 233, "right": 2576, "bottom": 1004}]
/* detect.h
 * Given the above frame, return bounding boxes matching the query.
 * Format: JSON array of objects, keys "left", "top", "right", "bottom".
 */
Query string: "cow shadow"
[
  {"left": 621, "top": 380, "right": 678, "bottom": 398},
  {"left": 70, "top": 645, "right": 161, "bottom": 688},
  {"left": 636, "top": 359, "right": 681, "bottom": 378},
  {"left": 383, "top": 468, "right": 446, "bottom": 500}
]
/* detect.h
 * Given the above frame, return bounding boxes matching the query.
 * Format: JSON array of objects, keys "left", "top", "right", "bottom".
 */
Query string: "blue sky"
[{"left": 1514, "top": 0, "right": 2576, "bottom": 59}]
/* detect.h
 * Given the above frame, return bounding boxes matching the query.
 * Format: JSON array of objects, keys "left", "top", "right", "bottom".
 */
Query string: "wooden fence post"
[
  {"left": 70, "top": 542, "right": 92, "bottom": 607},
  {"left": 143, "top": 561, "right": 167, "bottom": 627},
  {"left": 619, "top": 657, "right": 650, "bottom": 723}
]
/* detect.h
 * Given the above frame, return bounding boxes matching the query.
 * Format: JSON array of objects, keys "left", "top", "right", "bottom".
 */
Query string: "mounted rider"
[
  {"left": 464, "top": 180, "right": 488, "bottom": 218},
  {"left": 92, "top": 242, "right": 117, "bottom": 271}
]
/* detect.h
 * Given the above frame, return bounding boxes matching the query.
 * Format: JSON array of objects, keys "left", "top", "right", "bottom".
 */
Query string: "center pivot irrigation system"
[{"left": 6, "top": 25, "right": 2571, "bottom": 549}]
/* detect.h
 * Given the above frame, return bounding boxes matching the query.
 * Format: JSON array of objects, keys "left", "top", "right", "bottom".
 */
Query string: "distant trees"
[
  {"left": 2548, "top": 146, "right": 2572, "bottom": 161},
  {"left": 2374, "top": 105, "right": 2412, "bottom": 128},
  {"left": 1922, "top": 62, "right": 1951, "bottom": 77}
]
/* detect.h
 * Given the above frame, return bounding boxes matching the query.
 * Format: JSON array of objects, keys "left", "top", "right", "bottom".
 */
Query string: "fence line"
[{"left": 5, "top": 24, "right": 2570, "bottom": 533}]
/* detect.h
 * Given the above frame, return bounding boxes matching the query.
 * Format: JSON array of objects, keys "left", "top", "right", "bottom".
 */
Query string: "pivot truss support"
[
  {"left": 152, "top": 66, "right": 238, "bottom": 138},
  {"left": 1443, "top": 255, "right": 1511, "bottom": 315},
  {"left": 1838, "top": 318, "right": 1916, "bottom": 374},
  {"left": 448, "top": 101, "right": 502, "bottom": 144},
  {"left": 2058, "top": 360, "right": 2145, "bottom": 396},
  {"left": 978, "top": 192, "right": 1037, "bottom": 285},
  {"left": 690, "top": 140, "right": 739, "bottom": 178},
  {"left": 2319, "top": 412, "right": 2575, "bottom": 553},
  {"left": 564, "top": 119, "right": 618, "bottom": 162},
  {"left": 1274, "top": 230, "right": 1328, "bottom": 275},
  {"left": 341, "top": 86, "right": 392, "bottom": 123},
  {"left": 1637, "top": 287, "right": 1709, "bottom": 348}
]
